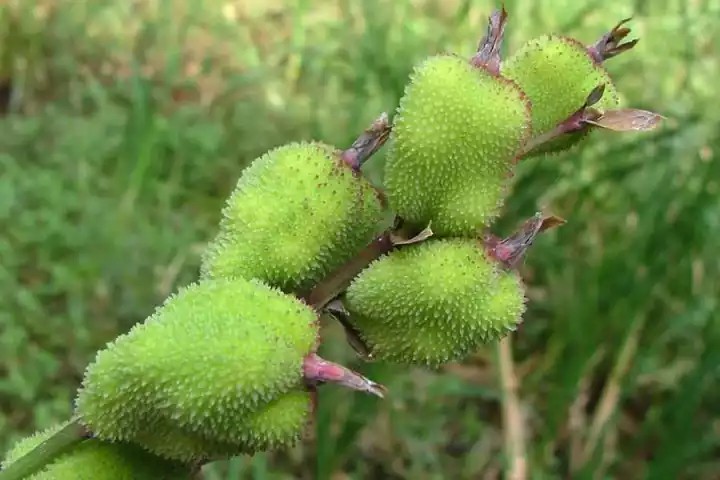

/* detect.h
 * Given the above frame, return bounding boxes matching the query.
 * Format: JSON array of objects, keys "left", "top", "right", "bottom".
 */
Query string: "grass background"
[{"left": 1, "top": 0, "right": 718, "bottom": 478}]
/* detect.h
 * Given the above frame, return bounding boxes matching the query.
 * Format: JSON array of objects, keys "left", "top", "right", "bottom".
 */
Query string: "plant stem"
[
  {"left": 303, "top": 219, "right": 430, "bottom": 310},
  {"left": 497, "top": 336, "right": 527, "bottom": 480},
  {"left": 0, "top": 417, "right": 89, "bottom": 480},
  {"left": 580, "top": 315, "right": 645, "bottom": 467},
  {"left": 304, "top": 232, "right": 394, "bottom": 310},
  {"left": 568, "top": 350, "right": 605, "bottom": 475}
]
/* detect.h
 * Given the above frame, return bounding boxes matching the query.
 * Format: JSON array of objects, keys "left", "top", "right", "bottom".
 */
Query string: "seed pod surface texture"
[
  {"left": 75, "top": 278, "right": 318, "bottom": 461},
  {"left": 344, "top": 239, "right": 526, "bottom": 366},
  {"left": 2, "top": 424, "right": 189, "bottom": 479},
  {"left": 384, "top": 54, "right": 531, "bottom": 237},
  {"left": 201, "top": 141, "right": 384, "bottom": 292},
  {"left": 131, "top": 390, "right": 313, "bottom": 462},
  {"left": 503, "top": 35, "right": 619, "bottom": 137}
]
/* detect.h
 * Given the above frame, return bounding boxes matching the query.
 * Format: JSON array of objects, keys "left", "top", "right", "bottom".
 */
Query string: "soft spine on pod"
[
  {"left": 73, "top": 276, "right": 386, "bottom": 464},
  {"left": 502, "top": 34, "right": 620, "bottom": 156},
  {"left": 0, "top": 10, "right": 659, "bottom": 479},
  {"left": 74, "top": 278, "right": 319, "bottom": 462},
  {"left": 343, "top": 238, "right": 527, "bottom": 366},
  {"left": 383, "top": 53, "right": 531, "bottom": 237},
  {"left": 200, "top": 140, "right": 385, "bottom": 293}
]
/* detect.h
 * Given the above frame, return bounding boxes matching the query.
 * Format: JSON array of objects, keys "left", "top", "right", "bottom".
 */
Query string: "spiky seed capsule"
[
  {"left": 200, "top": 141, "right": 384, "bottom": 293},
  {"left": 483, "top": 267, "right": 526, "bottom": 338},
  {"left": 384, "top": 54, "right": 531, "bottom": 237},
  {"left": 2, "top": 423, "right": 190, "bottom": 479},
  {"left": 502, "top": 35, "right": 619, "bottom": 154},
  {"left": 130, "top": 390, "right": 313, "bottom": 462},
  {"left": 74, "top": 278, "right": 318, "bottom": 462},
  {"left": 344, "top": 239, "right": 526, "bottom": 366},
  {"left": 231, "top": 390, "right": 312, "bottom": 452}
]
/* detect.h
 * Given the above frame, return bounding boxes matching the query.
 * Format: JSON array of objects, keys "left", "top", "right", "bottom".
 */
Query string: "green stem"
[
  {"left": 302, "top": 219, "right": 433, "bottom": 310},
  {"left": 0, "top": 417, "right": 88, "bottom": 480},
  {"left": 304, "top": 232, "right": 395, "bottom": 310}
]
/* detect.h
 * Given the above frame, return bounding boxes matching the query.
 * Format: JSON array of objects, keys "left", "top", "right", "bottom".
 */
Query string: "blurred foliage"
[{"left": 1, "top": 0, "right": 719, "bottom": 479}]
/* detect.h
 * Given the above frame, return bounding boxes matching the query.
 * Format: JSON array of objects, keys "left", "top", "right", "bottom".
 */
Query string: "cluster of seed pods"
[{"left": 1, "top": 9, "right": 661, "bottom": 479}]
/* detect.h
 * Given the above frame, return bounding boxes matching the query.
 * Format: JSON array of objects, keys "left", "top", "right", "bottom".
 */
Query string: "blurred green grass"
[{"left": 1, "top": 0, "right": 718, "bottom": 479}]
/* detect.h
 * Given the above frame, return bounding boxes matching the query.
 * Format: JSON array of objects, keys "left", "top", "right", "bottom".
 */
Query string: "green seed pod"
[
  {"left": 200, "top": 141, "right": 385, "bottom": 293},
  {"left": 502, "top": 35, "right": 619, "bottom": 154},
  {"left": 383, "top": 54, "right": 531, "bottom": 237},
  {"left": 344, "top": 239, "right": 526, "bottom": 366},
  {"left": 2, "top": 424, "right": 189, "bottom": 479},
  {"left": 131, "top": 390, "right": 313, "bottom": 462},
  {"left": 130, "top": 416, "right": 240, "bottom": 464},
  {"left": 74, "top": 278, "right": 318, "bottom": 462}
]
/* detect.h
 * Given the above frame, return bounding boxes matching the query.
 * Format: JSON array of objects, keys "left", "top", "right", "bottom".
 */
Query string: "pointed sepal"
[
  {"left": 587, "top": 18, "right": 639, "bottom": 63},
  {"left": 340, "top": 112, "right": 392, "bottom": 171},
  {"left": 303, "top": 353, "right": 387, "bottom": 398},
  {"left": 584, "top": 108, "right": 664, "bottom": 132},
  {"left": 484, "top": 213, "right": 565, "bottom": 269},
  {"left": 470, "top": 7, "right": 508, "bottom": 74}
]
